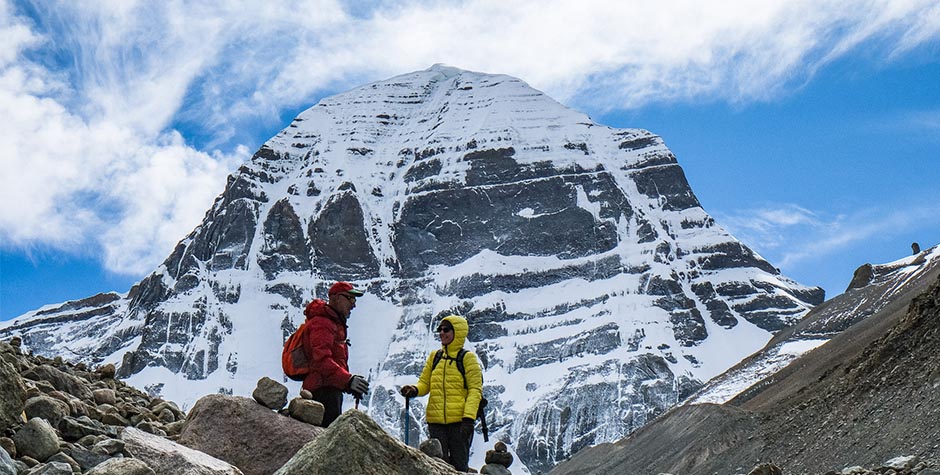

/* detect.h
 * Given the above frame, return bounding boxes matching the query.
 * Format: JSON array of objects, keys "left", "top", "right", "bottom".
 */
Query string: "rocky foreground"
[{"left": 0, "top": 338, "right": 513, "bottom": 475}]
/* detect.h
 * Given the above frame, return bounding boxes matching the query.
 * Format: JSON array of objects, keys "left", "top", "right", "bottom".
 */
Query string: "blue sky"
[{"left": 2, "top": 1, "right": 939, "bottom": 320}]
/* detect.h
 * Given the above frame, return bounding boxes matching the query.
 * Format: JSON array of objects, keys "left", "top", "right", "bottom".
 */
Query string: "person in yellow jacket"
[{"left": 400, "top": 315, "right": 483, "bottom": 472}]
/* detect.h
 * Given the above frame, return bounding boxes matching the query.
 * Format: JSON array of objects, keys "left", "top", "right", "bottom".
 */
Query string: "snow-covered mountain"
[
  {"left": 0, "top": 65, "right": 823, "bottom": 473},
  {"left": 689, "top": 243, "right": 940, "bottom": 405}
]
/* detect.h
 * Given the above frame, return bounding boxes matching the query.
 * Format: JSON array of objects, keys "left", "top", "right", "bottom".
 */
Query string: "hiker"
[
  {"left": 400, "top": 315, "right": 484, "bottom": 472},
  {"left": 302, "top": 281, "right": 370, "bottom": 427}
]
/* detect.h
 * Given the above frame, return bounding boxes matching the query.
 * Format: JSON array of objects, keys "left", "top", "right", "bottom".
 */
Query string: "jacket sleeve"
[
  {"left": 305, "top": 317, "right": 352, "bottom": 389},
  {"left": 461, "top": 352, "right": 484, "bottom": 420},
  {"left": 415, "top": 352, "right": 435, "bottom": 397}
]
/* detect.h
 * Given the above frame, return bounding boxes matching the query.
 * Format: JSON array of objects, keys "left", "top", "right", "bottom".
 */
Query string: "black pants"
[
  {"left": 310, "top": 387, "right": 343, "bottom": 427},
  {"left": 428, "top": 422, "right": 473, "bottom": 472}
]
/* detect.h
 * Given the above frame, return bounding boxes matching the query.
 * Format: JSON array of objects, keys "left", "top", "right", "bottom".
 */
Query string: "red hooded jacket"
[{"left": 301, "top": 299, "right": 351, "bottom": 392}]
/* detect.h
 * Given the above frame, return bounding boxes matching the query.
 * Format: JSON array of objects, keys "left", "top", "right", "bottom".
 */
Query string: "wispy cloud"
[
  {"left": 1, "top": 0, "right": 939, "bottom": 276},
  {"left": 716, "top": 203, "right": 940, "bottom": 271}
]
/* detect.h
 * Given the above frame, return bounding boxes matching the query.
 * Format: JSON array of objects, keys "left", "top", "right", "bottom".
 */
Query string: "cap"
[{"left": 329, "top": 281, "right": 364, "bottom": 297}]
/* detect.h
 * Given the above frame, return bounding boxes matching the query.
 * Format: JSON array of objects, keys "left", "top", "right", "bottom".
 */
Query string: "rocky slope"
[
  {"left": 0, "top": 65, "right": 823, "bottom": 472},
  {"left": 549, "top": 247, "right": 940, "bottom": 475}
]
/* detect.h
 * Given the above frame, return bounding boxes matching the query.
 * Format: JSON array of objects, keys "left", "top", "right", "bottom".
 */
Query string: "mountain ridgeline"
[{"left": 0, "top": 65, "right": 823, "bottom": 472}]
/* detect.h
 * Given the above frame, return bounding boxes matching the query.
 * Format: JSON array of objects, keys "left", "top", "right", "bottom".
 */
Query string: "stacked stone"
[
  {"left": 251, "top": 376, "right": 325, "bottom": 427},
  {"left": 0, "top": 338, "right": 239, "bottom": 475},
  {"left": 480, "top": 441, "right": 514, "bottom": 474}
]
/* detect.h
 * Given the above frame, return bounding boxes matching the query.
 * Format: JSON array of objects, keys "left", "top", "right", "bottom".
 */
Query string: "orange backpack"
[{"left": 282, "top": 322, "right": 309, "bottom": 381}]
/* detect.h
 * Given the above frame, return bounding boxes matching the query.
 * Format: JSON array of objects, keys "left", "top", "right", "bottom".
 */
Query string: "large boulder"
[
  {"left": 122, "top": 427, "right": 243, "bottom": 475},
  {"left": 273, "top": 410, "right": 461, "bottom": 475},
  {"left": 12, "top": 418, "right": 60, "bottom": 462},
  {"left": 0, "top": 359, "right": 26, "bottom": 433},
  {"left": 178, "top": 394, "right": 322, "bottom": 475},
  {"left": 21, "top": 365, "right": 93, "bottom": 401},
  {"left": 0, "top": 446, "right": 15, "bottom": 475}
]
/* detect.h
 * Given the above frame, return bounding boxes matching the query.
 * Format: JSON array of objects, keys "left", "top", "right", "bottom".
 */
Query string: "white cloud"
[
  {"left": 1, "top": 0, "right": 939, "bottom": 278},
  {"left": 716, "top": 203, "right": 940, "bottom": 271}
]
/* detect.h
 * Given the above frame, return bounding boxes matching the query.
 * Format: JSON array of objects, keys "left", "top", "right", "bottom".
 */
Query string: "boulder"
[
  {"left": 86, "top": 457, "right": 156, "bottom": 475},
  {"left": 58, "top": 415, "right": 117, "bottom": 441},
  {"left": 0, "top": 359, "right": 26, "bottom": 433},
  {"left": 178, "top": 394, "right": 322, "bottom": 475},
  {"left": 252, "top": 377, "right": 288, "bottom": 410},
  {"left": 62, "top": 443, "right": 111, "bottom": 472},
  {"left": 21, "top": 365, "right": 94, "bottom": 401},
  {"left": 0, "top": 437, "right": 13, "bottom": 458},
  {"left": 273, "top": 410, "right": 462, "bottom": 475},
  {"left": 12, "top": 418, "right": 60, "bottom": 462},
  {"left": 96, "top": 364, "right": 116, "bottom": 380},
  {"left": 287, "top": 398, "right": 324, "bottom": 426},
  {"left": 25, "top": 461, "right": 73, "bottom": 475},
  {"left": 123, "top": 427, "right": 243, "bottom": 475},
  {"left": 0, "top": 447, "right": 15, "bottom": 475},
  {"left": 92, "top": 389, "right": 117, "bottom": 406},
  {"left": 24, "top": 396, "right": 70, "bottom": 426}
]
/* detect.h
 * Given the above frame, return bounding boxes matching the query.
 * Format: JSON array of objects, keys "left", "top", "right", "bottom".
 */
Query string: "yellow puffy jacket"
[{"left": 414, "top": 315, "right": 484, "bottom": 424}]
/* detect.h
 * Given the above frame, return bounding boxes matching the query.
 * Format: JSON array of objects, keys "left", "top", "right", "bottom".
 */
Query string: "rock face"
[
  {"left": 0, "top": 65, "right": 823, "bottom": 471},
  {"left": 273, "top": 410, "right": 460, "bottom": 475},
  {"left": 178, "top": 394, "right": 322, "bottom": 475},
  {"left": 551, "top": 264, "right": 940, "bottom": 474}
]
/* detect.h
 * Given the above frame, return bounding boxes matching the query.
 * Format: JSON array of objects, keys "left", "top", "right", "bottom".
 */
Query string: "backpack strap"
[{"left": 431, "top": 349, "right": 471, "bottom": 389}]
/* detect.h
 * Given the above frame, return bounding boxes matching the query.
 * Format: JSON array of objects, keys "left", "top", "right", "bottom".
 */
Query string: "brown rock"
[
  {"left": 287, "top": 398, "right": 324, "bottom": 426},
  {"left": 178, "top": 394, "right": 323, "bottom": 475}
]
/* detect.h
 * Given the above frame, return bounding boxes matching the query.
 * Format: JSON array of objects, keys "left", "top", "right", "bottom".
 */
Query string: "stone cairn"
[{"left": 480, "top": 441, "right": 514, "bottom": 474}]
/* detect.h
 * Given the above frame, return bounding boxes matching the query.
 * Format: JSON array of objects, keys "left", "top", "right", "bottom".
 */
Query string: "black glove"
[
  {"left": 348, "top": 374, "right": 369, "bottom": 396},
  {"left": 400, "top": 385, "right": 418, "bottom": 398},
  {"left": 460, "top": 417, "right": 475, "bottom": 439}
]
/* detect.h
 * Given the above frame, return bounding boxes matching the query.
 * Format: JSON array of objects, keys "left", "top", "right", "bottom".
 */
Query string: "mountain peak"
[{"left": 0, "top": 67, "right": 823, "bottom": 472}]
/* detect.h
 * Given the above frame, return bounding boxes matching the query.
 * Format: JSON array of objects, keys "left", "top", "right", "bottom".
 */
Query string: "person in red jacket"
[{"left": 301, "top": 281, "right": 369, "bottom": 426}]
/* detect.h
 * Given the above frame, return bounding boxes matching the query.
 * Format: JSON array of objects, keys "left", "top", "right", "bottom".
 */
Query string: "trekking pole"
[
  {"left": 354, "top": 393, "right": 361, "bottom": 410},
  {"left": 404, "top": 396, "right": 411, "bottom": 445}
]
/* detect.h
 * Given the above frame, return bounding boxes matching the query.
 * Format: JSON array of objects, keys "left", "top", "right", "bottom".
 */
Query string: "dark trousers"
[
  {"left": 310, "top": 387, "right": 343, "bottom": 427},
  {"left": 428, "top": 422, "right": 473, "bottom": 472}
]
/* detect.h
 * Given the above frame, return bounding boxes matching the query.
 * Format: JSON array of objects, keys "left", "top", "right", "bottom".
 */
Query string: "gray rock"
[
  {"left": 92, "top": 389, "right": 116, "bottom": 406},
  {"left": 287, "top": 398, "right": 324, "bottom": 426},
  {"left": 86, "top": 458, "right": 156, "bottom": 475},
  {"left": 480, "top": 464, "right": 512, "bottom": 475},
  {"left": 23, "top": 397, "right": 70, "bottom": 427},
  {"left": 252, "top": 377, "right": 288, "bottom": 410},
  {"left": 25, "top": 461, "right": 73, "bottom": 475},
  {"left": 299, "top": 390, "right": 313, "bottom": 400},
  {"left": 0, "top": 446, "right": 15, "bottom": 475},
  {"left": 273, "top": 410, "right": 461, "bottom": 475},
  {"left": 419, "top": 438, "right": 442, "bottom": 459},
  {"left": 58, "top": 416, "right": 116, "bottom": 441},
  {"left": 134, "top": 421, "right": 166, "bottom": 437},
  {"left": 123, "top": 427, "right": 243, "bottom": 475},
  {"left": 178, "top": 394, "right": 321, "bottom": 475},
  {"left": 61, "top": 444, "right": 110, "bottom": 471},
  {"left": 21, "top": 366, "right": 93, "bottom": 401},
  {"left": 91, "top": 438, "right": 124, "bottom": 456},
  {"left": 0, "top": 359, "right": 26, "bottom": 433},
  {"left": 149, "top": 401, "right": 184, "bottom": 422},
  {"left": 12, "top": 418, "right": 60, "bottom": 462},
  {"left": 46, "top": 452, "right": 80, "bottom": 473}
]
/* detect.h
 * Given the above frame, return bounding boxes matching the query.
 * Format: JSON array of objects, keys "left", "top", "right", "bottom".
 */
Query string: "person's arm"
[{"left": 414, "top": 352, "right": 435, "bottom": 397}]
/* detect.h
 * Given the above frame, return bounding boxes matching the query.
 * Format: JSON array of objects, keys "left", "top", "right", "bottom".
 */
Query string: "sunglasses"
[
  {"left": 436, "top": 327, "right": 453, "bottom": 333},
  {"left": 339, "top": 293, "right": 357, "bottom": 302}
]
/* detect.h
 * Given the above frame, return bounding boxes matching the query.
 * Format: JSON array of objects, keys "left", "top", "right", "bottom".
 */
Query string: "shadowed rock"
[
  {"left": 274, "top": 410, "right": 461, "bottom": 475},
  {"left": 0, "top": 358, "right": 26, "bottom": 433}
]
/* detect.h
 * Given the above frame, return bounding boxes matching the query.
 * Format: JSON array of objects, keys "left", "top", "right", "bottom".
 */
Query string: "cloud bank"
[{"left": 1, "top": 0, "right": 938, "bottom": 276}]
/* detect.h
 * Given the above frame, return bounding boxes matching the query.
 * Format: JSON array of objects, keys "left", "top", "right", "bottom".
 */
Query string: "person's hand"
[
  {"left": 348, "top": 374, "right": 369, "bottom": 396},
  {"left": 400, "top": 385, "right": 418, "bottom": 398},
  {"left": 460, "top": 417, "right": 475, "bottom": 439}
]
